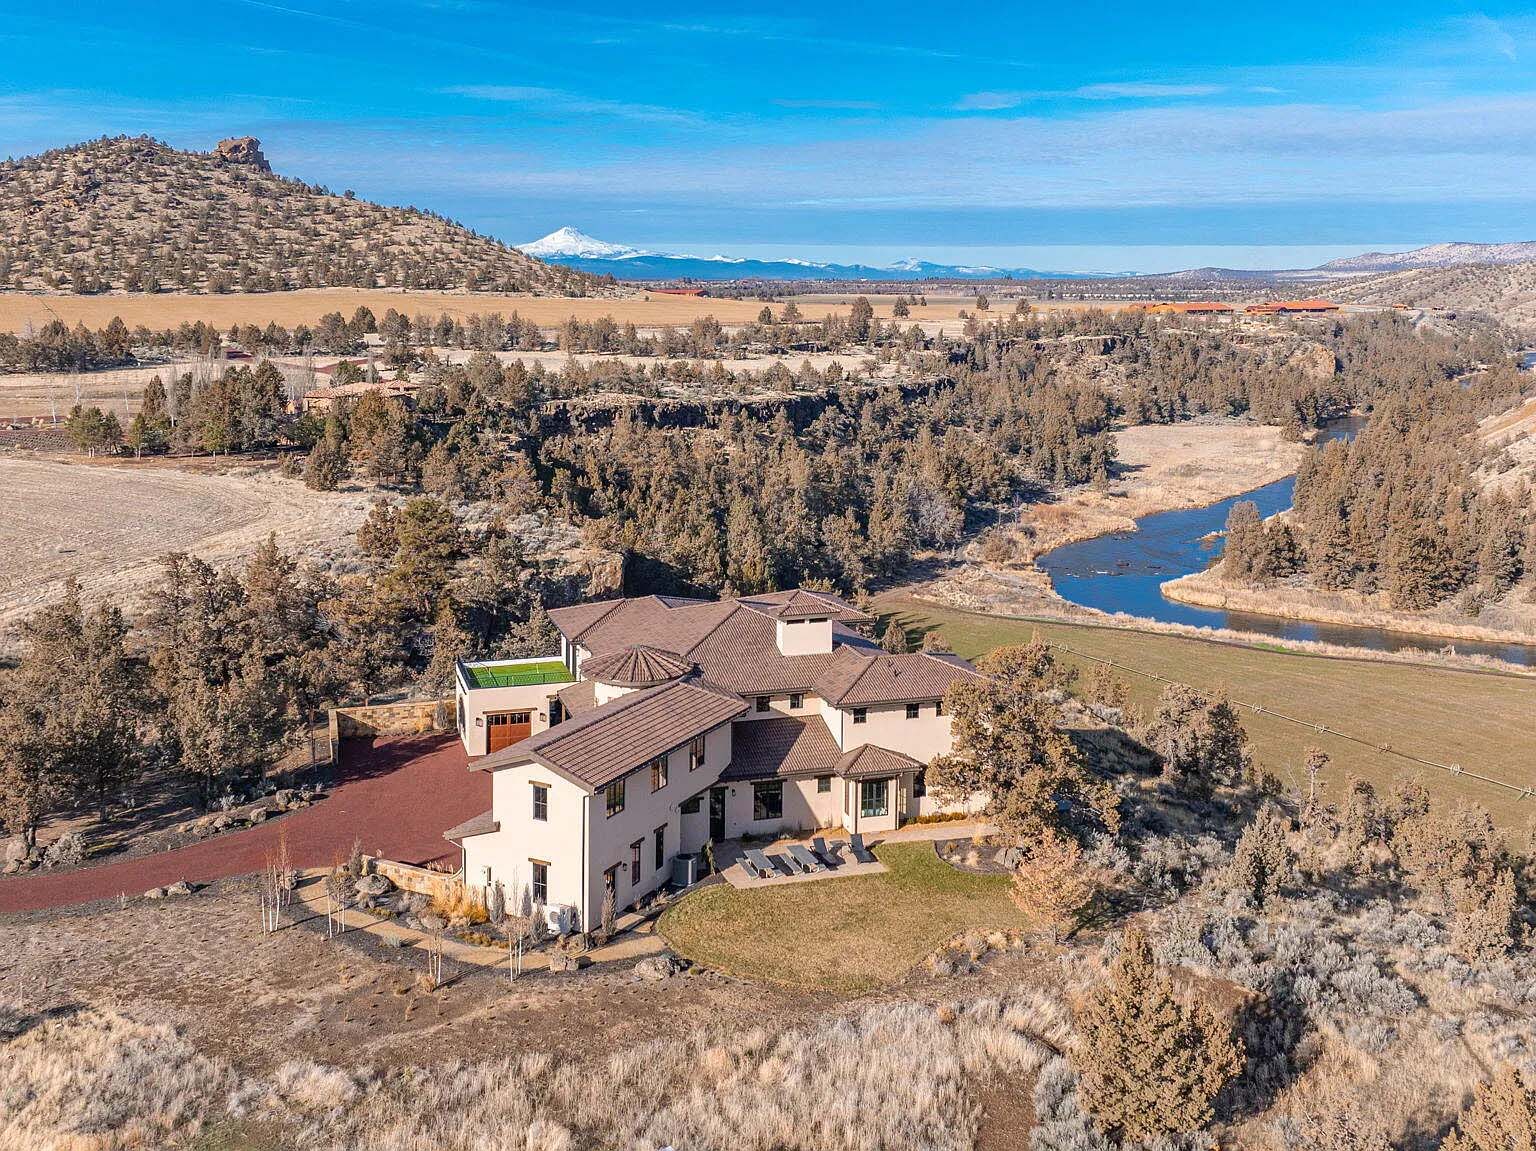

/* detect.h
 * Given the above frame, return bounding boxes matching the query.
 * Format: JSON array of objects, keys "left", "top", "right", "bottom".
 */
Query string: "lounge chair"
[
  {"left": 786, "top": 844, "right": 824, "bottom": 873},
  {"left": 811, "top": 836, "right": 838, "bottom": 865},
  {"left": 743, "top": 848, "right": 778, "bottom": 879},
  {"left": 848, "top": 832, "right": 875, "bottom": 864}
]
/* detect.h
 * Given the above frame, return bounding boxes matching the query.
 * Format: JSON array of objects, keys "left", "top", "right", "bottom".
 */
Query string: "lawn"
[
  {"left": 657, "top": 842, "right": 1025, "bottom": 993},
  {"left": 878, "top": 595, "right": 1536, "bottom": 827}
]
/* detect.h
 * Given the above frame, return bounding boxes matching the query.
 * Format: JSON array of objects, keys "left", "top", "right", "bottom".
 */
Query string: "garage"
[{"left": 486, "top": 710, "right": 532, "bottom": 754}]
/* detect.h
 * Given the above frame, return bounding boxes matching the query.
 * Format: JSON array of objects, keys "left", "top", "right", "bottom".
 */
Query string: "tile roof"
[
  {"left": 721, "top": 716, "right": 842, "bottom": 781},
  {"left": 580, "top": 645, "right": 695, "bottom": 687},
  {"left": 476, "top": 675, "right": 747, "bottom": 791},
  {"left": 556, "top": 679, "right": 597, "bottom": 717},
  {"left": 814, "top": 649, "right": 981, "bottom": 707},
  {"left": 737, "top": 588, "right": 872, "bottom": 622},
  {"left": 834, "top": 743, "right": 921, "bottom": 779},
  {"left": 723, "top": 716, "right": 922, "bottom": 782},
  {"left": 444, "top": 810, "right": 499, "bottom": 841}
]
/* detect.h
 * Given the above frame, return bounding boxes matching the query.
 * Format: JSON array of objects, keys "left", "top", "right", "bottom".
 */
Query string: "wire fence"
[{"left": 1047, "top": 639, "right": 1536, "bottom": 803}]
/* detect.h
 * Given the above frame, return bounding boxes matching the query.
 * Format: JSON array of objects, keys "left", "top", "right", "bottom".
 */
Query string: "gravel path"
[{"left": 0, "top": 735, "right": 487, "bottom": 914}]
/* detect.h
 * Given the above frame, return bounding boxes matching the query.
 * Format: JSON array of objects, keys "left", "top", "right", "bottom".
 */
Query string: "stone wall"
[{"left": 330, "top": 699, "right": 449, "bottom": 742}]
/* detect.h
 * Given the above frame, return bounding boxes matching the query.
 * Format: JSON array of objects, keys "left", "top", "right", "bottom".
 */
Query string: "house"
[
  {"left": 446, "top": 588, "right": 985, "bottom": 930},
  {"left": 1244, "top": 299, "right": 1341, "bottom": 315}
]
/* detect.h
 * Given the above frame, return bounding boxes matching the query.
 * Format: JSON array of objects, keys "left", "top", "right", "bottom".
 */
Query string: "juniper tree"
[
  {"left": 1443, "top": 1066, "right": 1536, "bottom": 1151},
  {"left": 928, "top": 640, "right": 1119, "bottom": 842},
  {"left": 1073, "top": 928, "right": 1243, "bottom": 1141},
  {"left": 1226, "top": 803, "right": 1295, "bottom": 910}
]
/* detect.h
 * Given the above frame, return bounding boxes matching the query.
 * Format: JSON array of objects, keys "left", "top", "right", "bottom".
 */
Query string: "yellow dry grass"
[{"left": 0, "top": 289, "right": 970, "bottom": 335}]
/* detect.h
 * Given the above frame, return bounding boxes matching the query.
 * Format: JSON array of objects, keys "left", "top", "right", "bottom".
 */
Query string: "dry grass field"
[
  {"left": 0, "top": 288, "right": 974, "bottom": 336},
  {"left": 878, "top": 596, "right": 1536, "bottom": 826},
  {"left": 0, "top": 455, "right": 373, "bottom": 639}
]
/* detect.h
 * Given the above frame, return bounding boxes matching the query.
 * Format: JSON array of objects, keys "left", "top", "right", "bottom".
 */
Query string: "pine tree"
[{"left": 1074, "top": 928, "right": 1243, "bottom": 1141}]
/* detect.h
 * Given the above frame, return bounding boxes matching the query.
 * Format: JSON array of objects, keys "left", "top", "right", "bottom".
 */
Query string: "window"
[
  {"left": 789, "top": 693, "right": 803, "bottom": 710},
  {"left": 604, "top": 778, "right": 625, "bottom": 818},
  {"left": 549, "top": 698, "right": 565, "bottom": 726},
  {"left": 689, "top": 736, "right": 706, "bottom": 770},
  {"left": 530, "top": 860, "right": 549, "bottom": 904},
  {"left": 650, "top": 755, "right": 669, "bottom": 792},
  {"left": 852, "top": 707, "right": 867, "bottom": 725},
  {"left": 755, "top": 695, "right": 771, "bottom": 713},
  {"left": 631, "top": 840, "right": 643, "bottom": 885},
  {"left": 913, "top": 769, "right": 927, "bottom": 798},
  {"left": 681, "top": 794, "right": 702, "bottom": 815},
  {"left": 860, "top": 778, "right": 889, "bottom": 818},
  {"left": 531, "top": 782, "right": 549, "bottom": 822},
  {"left": 753, "top": 780, "right": 784, "bottom": 822},
  {"left": 905, "top": 702, "right": 920, "bottom": 720},
  {"left": 654, "top": 825, "right": 666, "bottom": 871},
  {"left": 935, "top": 698, "right": 945, "bottom": 717},
  {"left": 816, "top": 775, "right": 832, "bottom": 794}
]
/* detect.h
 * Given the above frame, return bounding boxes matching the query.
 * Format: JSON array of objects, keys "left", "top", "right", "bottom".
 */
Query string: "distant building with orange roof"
[{"left": 1244, "top": 299, "right": 1341, "bottom": 315}]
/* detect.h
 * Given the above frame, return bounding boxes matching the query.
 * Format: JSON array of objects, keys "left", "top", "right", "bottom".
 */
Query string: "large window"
[
  {"left": 531, "top": 782, "right": 549, "bottom": 822},
  {"left": 654, "top": 825, "right": 666, "bottom": 871},
  {"left": 860, "top": 778, "right": 889, "bottom": 818},
  {"left": 650, "top": 755, "right": 669, "bottom": 792},
  {"left": 689, "top": 736, "right": 706, "bottom": 770},
  {"left": 530, "top": 860, "right": 549, "bottom": 905},
  {"left": 851, "top": 707, "right": 867, "bottom": 725},
  {"left": 913, "top": 769, "right": 927, "bottom": 798},
  {"left": 753, "top": 780, "right": 784, "bottom": 821},
  {"left": 604, "top": 778, "right": 625, "bottom": 818}
]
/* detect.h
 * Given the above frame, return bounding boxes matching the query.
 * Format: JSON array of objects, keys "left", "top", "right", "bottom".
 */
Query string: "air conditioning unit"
[{"left": 543, "top": 903, "right": 575, "bottom": 936}]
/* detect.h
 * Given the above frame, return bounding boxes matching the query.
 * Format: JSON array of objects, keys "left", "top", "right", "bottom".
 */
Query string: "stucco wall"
[
  {"left": 734, "top": 691, "right": 824, "bottom": 723},
  {"left": 838, "top": 701, "right": 953, "bottom": 762},
  {"left": 463, "top": 764, "right": 589, "bottom": 917},
  {"left": 456, "top": 681, "right": 560, "bottom": 757}
]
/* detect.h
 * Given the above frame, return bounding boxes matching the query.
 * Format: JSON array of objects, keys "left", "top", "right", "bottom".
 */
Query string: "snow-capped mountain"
[
  {"left": 515, "top": 227, "right": 1085, "bottom": 281},
  {"left": 519, "top": 226, "right": 647, "bottom": 261}
]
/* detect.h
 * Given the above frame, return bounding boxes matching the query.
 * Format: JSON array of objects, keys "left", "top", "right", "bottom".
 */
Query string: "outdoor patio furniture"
[
  {"left": 848, "top": 832, "right": 875, "bottom": 863},
  {"left": 811, "top": 836, "right": 838, "bottom": 865},
  {"left": 743, "top": 848, "right": 779, "bottom": 879},
  {"left": 786, "top": 844, "right": 824, "bottom": 873}
]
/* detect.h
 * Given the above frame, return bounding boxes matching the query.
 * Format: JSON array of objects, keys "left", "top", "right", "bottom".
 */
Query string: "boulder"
[
  {"left": 548, "top": 952, "right": 588, "bottom": 973},
  {"left": 211, "top": 814, "right": 234, "bottom": 833},
  {"left": 167, "top": 880, "right": 193, "bottom": 897},
  {"left": 633, "top": 955, "right": 683, "bottom": 982},
  {"left": 144, "top": 887, "right": 166, "bottom": 900},
  {"left": 3, "top": 836, "right": 30, "bottom": 865},
  {"left": 995, "top": 846, "right": 1024, "bottom": 872},
  {"left": 355, "top": 874, "right": 393, "bottom": 898},
  {"left": 245, "top": 806, "right": 268, "bottom": 825},
  {"left": 42, "top": 833, "right": 86, "bottom": 869}
]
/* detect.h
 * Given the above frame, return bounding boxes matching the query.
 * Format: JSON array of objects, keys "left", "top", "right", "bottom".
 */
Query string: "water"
[{"left": 1038, "top": 417, "right": 1536, "bottom": 665}]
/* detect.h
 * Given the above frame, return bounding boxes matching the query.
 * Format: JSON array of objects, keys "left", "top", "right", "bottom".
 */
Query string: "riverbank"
[
  {"left": 919, "top": 419, "right": 1305, "bottom": 616},
  {"left": 1162, "top": 569, "right": 1536, "bottom": 649}
]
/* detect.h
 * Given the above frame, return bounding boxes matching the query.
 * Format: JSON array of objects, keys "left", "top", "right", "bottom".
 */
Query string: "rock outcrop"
[{"left": 214, "top": 136, "right": 271, "bottom": 172}]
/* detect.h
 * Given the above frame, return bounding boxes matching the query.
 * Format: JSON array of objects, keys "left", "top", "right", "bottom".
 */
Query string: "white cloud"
[
  {"left": 1073, "top": 82, "right": 1225, "bottom": 99},
  {"left": 441, "top": 85, "right": 696, "bottom": 125}
]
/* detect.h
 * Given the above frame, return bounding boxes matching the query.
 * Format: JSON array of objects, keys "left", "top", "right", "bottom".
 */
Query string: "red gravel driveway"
[{"left": 0, "top": 735, "right": 488, "bottom": 914}]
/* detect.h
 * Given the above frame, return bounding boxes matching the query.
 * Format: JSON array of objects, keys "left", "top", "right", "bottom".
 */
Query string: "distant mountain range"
[
  {"left": 524, "top": 227, "right": 1536, "bottom": 284},
  {"left": 518, "top": 227, "right": 1098, "bottom": 282},
  {"left": 1320, "top": 241, "right": 1536, "bottom": 274}
]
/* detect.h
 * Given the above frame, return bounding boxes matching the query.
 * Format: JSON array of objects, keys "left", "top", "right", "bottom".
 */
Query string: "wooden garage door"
[{"left": 486, "top": 711, "right": 532, "bottom": 754}]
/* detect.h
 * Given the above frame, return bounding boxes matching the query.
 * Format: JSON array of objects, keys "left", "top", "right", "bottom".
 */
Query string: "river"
[{"left": 1038, "top": 415, "right": 1536, "bottom": 666}]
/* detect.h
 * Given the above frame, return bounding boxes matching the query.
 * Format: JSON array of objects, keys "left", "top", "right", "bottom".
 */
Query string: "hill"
[
  {"left": 1324, "top": 261, "right": 1536, "bottom": 333},
  {"left": 0, "top": 136, "right": 607, "bottom": 296},
  {"left": 1320, "top": 240, "right": 1536, "bottom": 273}
]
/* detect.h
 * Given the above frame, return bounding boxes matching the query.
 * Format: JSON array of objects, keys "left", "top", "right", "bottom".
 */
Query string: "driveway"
[{"left": 0, "top": 734, "right": 488, "bottom": 915}]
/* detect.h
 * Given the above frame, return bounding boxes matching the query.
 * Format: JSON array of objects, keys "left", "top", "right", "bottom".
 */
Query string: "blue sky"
[{"left": 3, "top": 2, "right": 1535, "bottom": 271}]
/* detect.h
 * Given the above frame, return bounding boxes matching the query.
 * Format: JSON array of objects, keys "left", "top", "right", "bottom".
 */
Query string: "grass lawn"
[
  {"left": 878, "top": 595, "right": 1536, "bottom": 827},
  {"left": 658, "top": 842, "right": 1025, "bottom": 993}
]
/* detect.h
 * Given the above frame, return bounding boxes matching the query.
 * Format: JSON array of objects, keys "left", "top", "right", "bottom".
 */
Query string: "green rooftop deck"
[{"left": 461, "top": 659, "right": 572, "bottom": 689}]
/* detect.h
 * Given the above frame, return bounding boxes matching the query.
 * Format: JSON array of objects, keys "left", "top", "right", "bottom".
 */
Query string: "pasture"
[{"left": 878, "top": 596, "right": 1536, "bottom": 827}]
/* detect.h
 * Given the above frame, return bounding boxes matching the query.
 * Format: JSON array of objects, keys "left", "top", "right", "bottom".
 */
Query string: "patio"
[{"left": 714, "top": 819, "right": 995, "bottom": 889}]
